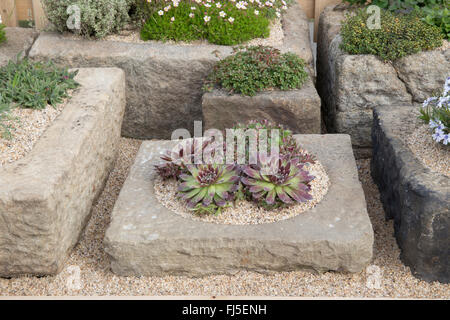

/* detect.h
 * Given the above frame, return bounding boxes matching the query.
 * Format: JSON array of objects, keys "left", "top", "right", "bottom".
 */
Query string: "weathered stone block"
[
  {"left": 317, "top": 5, "right": 449, "bottom": 151},
  {"left": 371, "top": 106, "right": 449, "bottom": 283},
  {"left": 28, "top": 3, "right": 314, "bottom": 140},
  {"left": 104, "top": 134, "right": 374, "bottom": 277},
  {"left": 202, "top": 76, "right": 321, "bottom": 133},
  {"left": 0, "top": 68, "right": 126, "bottom": 277},
  {"left": 0, "top": 28, "right": 38, "bottom": 66}
]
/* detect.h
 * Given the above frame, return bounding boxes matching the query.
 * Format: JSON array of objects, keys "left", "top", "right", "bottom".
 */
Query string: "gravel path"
[{"left": 0, "top": 138, "right": 449, "bottom": 297}]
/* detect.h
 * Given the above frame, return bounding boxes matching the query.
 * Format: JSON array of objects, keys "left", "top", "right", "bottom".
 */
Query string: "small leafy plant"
[
  {"left": 340, "top": 8, "right": 443, "bottom": 61},
  {"left": 155, "top": 120, "right": 316, "bottom": 215},
  {"left": 204, "top": 46, "right": 308, "bottom": 96},
  {"left": 419, "top": 76, "right": 450, "bottom": 145},
  {"left": 0, "top": 58, "right": 79, "bottom": 110}
]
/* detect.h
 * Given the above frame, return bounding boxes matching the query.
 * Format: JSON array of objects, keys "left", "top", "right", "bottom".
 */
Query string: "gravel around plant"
[
  {"left": 407, "top": 124, "right": 450, "bottom": 177},
  {"left": 154, "top": 158, "right": 329, "bottom": 225},
  {"left": 0, "top": 138, "right": 449, "bottom": 298},
  {"left": 0, "top": 100, "right": 68, "bottom": 168}
]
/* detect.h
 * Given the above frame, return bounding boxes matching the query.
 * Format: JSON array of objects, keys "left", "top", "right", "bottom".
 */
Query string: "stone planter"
[
  {"left": 104, "top": 134, "right": 374, "bottom": 277},
  {"left": 28, "top": 3, "right": 313, "bottom": 140},
  {"left": 317, "top": 5, "right": 450, "bottom": 157},
  {"left": 202, "top": 76, "right": 321, "bottom": 133},
  {"left": 0, "top": 68, "right": 126, "bottom": 277},
  {"left": 0, "top": 28, "right": 38, "bottom": 66},
  {"left": 371, "top": 105, "right": 449, "bottom": 283}
]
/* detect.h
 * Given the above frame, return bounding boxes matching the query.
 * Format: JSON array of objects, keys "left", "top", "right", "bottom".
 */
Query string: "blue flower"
[
  {"left": 444, "top": 76, "right": 450, "bottom": 96},
  {"left": 437, "top": 96, "right": 450, "bottom": 108},
  {"left": 443, "top": 134, "right": 449, "bottom": 145},
  {"left": 432, "top": 128, "right": 445, "bottom": 142},
  {"left": 429, "top": 119, "right": 441, "bottom": 129},
  {"left": 422, "top": 97, "right": 437, "bottom": 108}
]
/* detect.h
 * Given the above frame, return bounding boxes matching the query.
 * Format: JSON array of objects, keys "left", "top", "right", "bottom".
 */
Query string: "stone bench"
[
  {"left": 104, "top": 134, "right": 374, "bottom": 276},
  {"left": 0, "top": 68, "right": 126, "bottom": 277}
]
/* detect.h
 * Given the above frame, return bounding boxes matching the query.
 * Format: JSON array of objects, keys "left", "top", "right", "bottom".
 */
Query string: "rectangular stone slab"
[
  {"left": 372, "top": 106, "right": 449, "bottom": 283},
  {"left": 104, "top": 134, "right": 374, "bottom": 276},
  {"left": 0, "top": 68, "right": 126, "bottom": 276},
  {"left": 202, "top": 76, "right": 321, "bottom": 134},
  {"left": 28, "top": 3, "right": 313, "bottom": 140}
]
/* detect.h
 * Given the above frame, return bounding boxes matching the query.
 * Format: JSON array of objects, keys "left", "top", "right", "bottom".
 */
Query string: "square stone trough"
[
  {"left": 316, "top": 5, "right": 450, "bottom": 157},
  {"left": 202, "top": 75, "right": 321, "bottom": 134},
  {"left": 0, "top": 68, "right": 126, "bottom": 277},
  {"left": 104, "top": 134, "right": 374, "bottom": 277},
  {"left": 372, "top": 106, "right": 449, "bottom": 283},
  {"left": 28, "top": 3, "right": 314, "bottom": 140}
]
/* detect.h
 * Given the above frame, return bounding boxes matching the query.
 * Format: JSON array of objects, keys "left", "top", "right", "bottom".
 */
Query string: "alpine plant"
[
  {"left": 241, "top": 157, "right": 313, "bottom": 208},
  {"left": 178, "top": 164, "right": 240, "bottom": 214}
]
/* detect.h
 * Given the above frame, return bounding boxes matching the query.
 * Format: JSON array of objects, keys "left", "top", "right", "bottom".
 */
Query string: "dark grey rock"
[{"left": 371, "top": 105, "right": 449, "bottom": 283}]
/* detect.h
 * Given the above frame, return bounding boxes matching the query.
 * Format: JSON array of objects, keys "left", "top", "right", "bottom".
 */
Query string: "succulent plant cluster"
[{"left": 155, "top": 120, "right": 316, "bottom": 214}]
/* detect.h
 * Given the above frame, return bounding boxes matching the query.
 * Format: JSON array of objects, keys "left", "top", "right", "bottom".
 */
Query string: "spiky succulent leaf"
[
  {"left": 241, "top": 158, "right": 314, "bottom": 207},
  {"left": 177, "top": 164, "right": 240, "bottom": 214}
]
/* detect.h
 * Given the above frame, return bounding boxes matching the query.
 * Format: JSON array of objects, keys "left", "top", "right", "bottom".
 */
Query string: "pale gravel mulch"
[
  {"left": 406, "top": 124, "right": 449, "bottom": 177},
  {"left": 63, "top": 18, "right": 284, "bottom": 47},
  {"left": 154, "top": 159, "right": 329, "bottom": 225},
  {"left": 0, "top": 138, "right": 449, "bottom": 298},
  {"left": 0, "top": 101, "right": 67, "bottom": 168}
]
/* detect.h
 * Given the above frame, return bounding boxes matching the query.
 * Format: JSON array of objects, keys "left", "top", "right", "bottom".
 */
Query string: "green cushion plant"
[
  {"left": 342, "top": 0, "right": 449, "bottom": 39},
  {"left": 204, "top": 46, "right": 308, "bottom": 96},
  {"left": 139, "top": 0, "right": 290, "bottom": 45},
  {"left": 340, "top": 8, "right": 443, "bottom": 61}
]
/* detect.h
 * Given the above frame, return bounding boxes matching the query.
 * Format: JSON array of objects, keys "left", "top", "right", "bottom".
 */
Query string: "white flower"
[
  {"left": 265, "top": 1, "right": 273, "bottom": 7},
  {"left": 205, "top": 3, "right": 211, "bottom": 7},
  {"left": 219, "top": 11, "right": 226, "bottom": 17},
  {"left": 164, "top": 5, "right": 171, "bottom": 12},
  {"left": 228, "top": 17, "right": 235, "bottom": 23},
  {"left": 282, "top": 5, "right": 287, "bottom": 10},
  {"left": 276, "top": 11, "right": 281, "bottom": 17},
  {"left": 254, "top": 10, "right": 259, "bottom": 15},
  {"left": 216, "top": 2, "right": 222, "bottom": 8},
  {"left": 204, "top": 15, "right": 211, "bottom": 22},
  {"left": 172, "top": 0, "right": 179, "bottom": 7},
  {"left": 170, "top": 16, "right": 175, "bottom": 22},
  {"left": 189, "top": 13, "right": 195, "bottom": 18},
  {"left": 158, "top": 10, "right": 164, "bottom": 16},
  {"left": 191, "top": 6, "right": 196, "bottom": 10}
]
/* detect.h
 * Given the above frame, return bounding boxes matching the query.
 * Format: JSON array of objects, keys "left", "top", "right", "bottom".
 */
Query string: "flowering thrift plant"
[
  {"left": 155, "top": 120, "right": 316, "bottom": 214},
  {"left": 419, "top": 76, "right": 450, "bottom": 145},
  {"left": 140, "top": 0, "right": 290, "bottom": 45}
]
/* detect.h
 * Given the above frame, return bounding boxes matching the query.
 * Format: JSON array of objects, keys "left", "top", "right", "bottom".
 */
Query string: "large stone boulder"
[
  {"left": 0, "top": 68, "right": 126, "bottom": 277},
  {"left": 317, "top": 5, "right": 450, "bottom": 156},
  {"left": 28, "top": 3, "right": 314, "bottom": 140},
  {"left": 371, "top": 105, "right": 449, "bottom": 283},
  {"left": 202, "top": 76, "right": 321, "bottom": 133},
  {"left": 104, "top": 134, "right": 374, "bottom": 277},
  {"left": 0, "top": 28, "right": 38, "bottom": 66}
]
